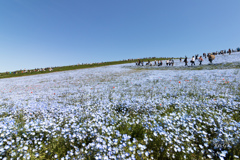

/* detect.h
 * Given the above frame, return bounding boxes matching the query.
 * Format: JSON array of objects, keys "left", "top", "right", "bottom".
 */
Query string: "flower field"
[{"left": 0, "top": 53, "right": 240, "bottom": 160}]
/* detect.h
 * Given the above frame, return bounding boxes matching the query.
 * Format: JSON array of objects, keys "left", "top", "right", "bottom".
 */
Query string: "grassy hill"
[{"left": 0, "top": 57, "right": 170, "bottom": 79}]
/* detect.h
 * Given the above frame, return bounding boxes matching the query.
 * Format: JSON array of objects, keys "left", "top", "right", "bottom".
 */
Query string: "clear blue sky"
[{"left": 0, "top": 0, "right": 240, "bottom": 72}]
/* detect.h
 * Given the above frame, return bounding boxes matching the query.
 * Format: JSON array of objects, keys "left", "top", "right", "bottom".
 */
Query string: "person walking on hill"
[
  {"left": 184, "top": 57, "right": 188, "bottom": 66},
  {"left": 228, "top": 48, "right": 231, "bottom": 55},
  {"left": 208, "top": 54, "right": 215, "bottom": 64},
  {"left": 190, "top": 56, "right": 195, "bottom": 66},
  {"left": 146, "top": 60, "right": 150, "bottom": 65},
  {"left": 195, "top": 54, "right": 198, "bottom": 60},
  {"left": 171, "top": 58, "right": 174, "bottom": 66},
  {"left": 199, "top": 56, "right": 203, "bottom": 65},
  {"left": 168, "top": 59, "right": 172, "bottom": 66},
  {"left": 203, "top": 53, "right": 206, "bottom": 58}
]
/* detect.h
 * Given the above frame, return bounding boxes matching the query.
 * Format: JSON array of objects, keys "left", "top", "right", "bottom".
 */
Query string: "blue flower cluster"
[{"left": 0, "top": 53, "right": 240, "bottom": 159}]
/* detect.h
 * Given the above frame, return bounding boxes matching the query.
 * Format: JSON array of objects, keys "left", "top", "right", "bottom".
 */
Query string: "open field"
[{"left": 0, "top": 53, "right": 240, "bottom": 159}]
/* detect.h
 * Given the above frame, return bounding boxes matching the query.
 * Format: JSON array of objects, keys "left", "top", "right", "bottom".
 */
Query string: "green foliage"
[
  {"left": 117, "top": 121, "right": 146, "bottom": 142},
  {"left": 232, "top": 110, "right": 240, "bottom": 122},
  {"left": 160, "top": 104, "right": 177, "bottom": 117},
  {"left": 14, "top": 110, "right": 26, "bottom": 130}
]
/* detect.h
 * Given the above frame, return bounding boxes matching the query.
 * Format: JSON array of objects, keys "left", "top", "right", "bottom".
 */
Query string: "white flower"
[
  {"left": 145, "top": 151, "right": 149, "bottom": 156},
  {"left": 207, "top": 155, "right": 212, "bottom": 158},
  {"left": 4, "top": 145, "right": 9, "bottom": 150},
  {"left": 234, "top": 155, "right": 239, "bottom": 159},
  {"left": 220, "top": 150, "right": 228, "bottom": 157},
  {"left": 35, "top": 153, "right": 39, "bottom": 157},
  {"left": 219, "top": 156, "right": 224, "bottom": 160}
]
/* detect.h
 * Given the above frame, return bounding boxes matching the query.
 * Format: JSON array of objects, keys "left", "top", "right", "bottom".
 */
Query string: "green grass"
[{"left": 0, "top": 58, "right": 169, "bottom": 79}]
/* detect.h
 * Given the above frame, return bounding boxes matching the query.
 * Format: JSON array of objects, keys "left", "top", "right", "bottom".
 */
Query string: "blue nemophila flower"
[
  {"left": 23, "top": 146, "right": 28, "bottom": 150},
  {"left": 4, "top": 145, "right": 10, "bottom": 150},
  {"left": 1, "top": 53, "right": 240, "bottom": 159},
  {"left": 145, "top": 151, "right": 149, "bottom": 156},
  {"left": 129, "top": 146, "right": 134, "bottom": 152},
  {"left": 234, "top": 155, "right": 239, "bottom": 159},
  {"left": 199, "top": 144, "right": 203, "bottom": 149},
  {"left": 35, "top": 153, "right": 39, "bottom": 157},
  {"left": 219, "top": 150, "right": 228, "bottom": 157}
]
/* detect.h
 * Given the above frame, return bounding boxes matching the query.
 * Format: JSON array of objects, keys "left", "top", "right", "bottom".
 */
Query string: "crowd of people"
[
  {"left": 182, "top": 55, "right": 204, "bottom": 66},
  {"left": 5, "top": 67, "right": 53, "bottom": 75},
  {"left": 136, "top": 47, "right": 240, "bottom": 67},
  {"left": 136, "top": 58, "right": 175, "bottom": 66},
  {"left": 183, "top": 48, "right": 238, "bottom": 66}
]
